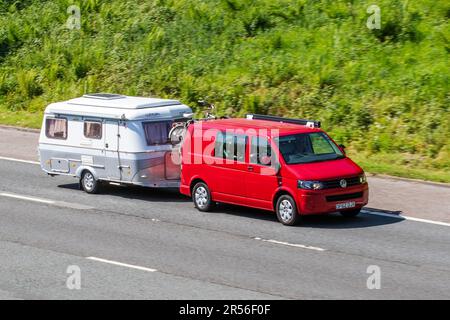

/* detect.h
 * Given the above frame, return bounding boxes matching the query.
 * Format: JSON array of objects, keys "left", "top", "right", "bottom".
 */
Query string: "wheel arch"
[
  {"left": 190, "top": 177, "right": 207, "bottom": 194},
  {"left": 272, "top": 188, "right": 297, "bottom": 212},
  {"left": 75, "top": 166, "right": 99, "bottom": 180}
]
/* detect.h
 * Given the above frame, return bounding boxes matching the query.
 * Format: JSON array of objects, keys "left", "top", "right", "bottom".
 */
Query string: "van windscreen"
[
  {"left": 275, "top": 132, "right": 344, "bottom": 164},
  {"left": 143, "top": 121, "right": 172, "bottom": 145}
]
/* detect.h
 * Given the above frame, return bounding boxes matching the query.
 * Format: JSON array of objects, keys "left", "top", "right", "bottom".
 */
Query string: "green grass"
[
  {"left": 0, "top": 106, "right": 42, "bottom": 128},
  {"left": 349, "top": 150, "right": 450, "bottom": 183},
  {"left": 0, "top": 0, "right": 449, "bottom": 183}
]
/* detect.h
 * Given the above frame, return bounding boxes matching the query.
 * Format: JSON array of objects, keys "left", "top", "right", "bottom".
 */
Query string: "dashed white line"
[
  {"left": 0, "top": 156, "right": 39, "bottom": 165},
  {"left": 86, "top": 257, "right": 158, "bottom": 273},
  {"left": 254, "top": 237, "right": 326, "bottom": 252},
  {"left": 362, "top": 210, "right": 450, "bottom": 227}
]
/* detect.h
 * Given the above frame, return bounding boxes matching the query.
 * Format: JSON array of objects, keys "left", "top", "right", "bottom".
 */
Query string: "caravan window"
[
  {"left": 84, "top": 121, "right": 102, "bottom": 139},
  {"left": 46, "top": 118, "right": 67, "bottom": 140},
  {"left": 143, "top": 121, "right": 172, "bottom": 145}
]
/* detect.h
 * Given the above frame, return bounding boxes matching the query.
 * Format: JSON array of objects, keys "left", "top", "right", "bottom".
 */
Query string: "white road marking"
[
  {"left": 86, "top": 257, "right": 158, "bottom": 272},
  {"left": 253, "top": 237, "right": 326, "bottom": 252},
  {"left": 0, "top": 192, "right": 94, "bottom": 210},
  {"left": 0, "top": 192, "right": 54, "bottom": 204},
  {"left": 362, "top": 210, "right": 450, "bottom": 227},
  {"left": 0, "top": 156, "right": 39, "bottom": 165}
]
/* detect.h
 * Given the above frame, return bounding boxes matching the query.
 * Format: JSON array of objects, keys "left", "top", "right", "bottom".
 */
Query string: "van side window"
[
  {"left": 214, "top": 132, "right": 247, "bottom": 162},
  {"left": 46, "top": 118, "right": 67, "bottom": 140},
  {"left": 143, "top": 121, "right": 172, "bottom": 145},
  {"left": 84, "top": 121, "right": 102, "bottom": 139},
  {"left": 250, "top": 136, "right": 272, "bottom": 166}
]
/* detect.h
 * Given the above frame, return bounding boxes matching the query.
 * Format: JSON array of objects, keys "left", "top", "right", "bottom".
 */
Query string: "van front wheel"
[
  {"left": 81, "top": 171, "right": 100, "bottom": 194},
  {"left": 192, "top": 182, "right": 215, "bottom": 212},
  {"left": 276, "top": 195, "right": 300, "bottom": 226}
]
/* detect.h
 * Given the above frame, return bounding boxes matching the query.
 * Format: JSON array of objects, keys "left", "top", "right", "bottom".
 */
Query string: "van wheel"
[
  {"left": 340, "top": 209, "right": 361, "bottom": 217},
  {"left": 276, "top": 195, "right": 300, "bottom": 226},
  {"left": 81, "top": 171, "right": 100, "bottom": 194},
  {"left": 192, "top": 182, "right": 215, "bottom": 212}
]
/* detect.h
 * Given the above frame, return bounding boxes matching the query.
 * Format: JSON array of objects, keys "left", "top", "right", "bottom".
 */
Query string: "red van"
[{"left": 179, "top": 114, "right": 368, "bottom": 225}]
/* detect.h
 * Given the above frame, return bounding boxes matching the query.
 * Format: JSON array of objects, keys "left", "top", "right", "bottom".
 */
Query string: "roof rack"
[
  {"left": 246, "top": 114, "right": 321, "bottom": 128},
  {"left": 83, "top": 93, "right": 125, "bottom": 100}
]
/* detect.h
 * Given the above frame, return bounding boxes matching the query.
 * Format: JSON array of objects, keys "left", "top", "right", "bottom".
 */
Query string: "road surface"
[{"left": 0, "top": 126, "right": 449, "bottom": 299}]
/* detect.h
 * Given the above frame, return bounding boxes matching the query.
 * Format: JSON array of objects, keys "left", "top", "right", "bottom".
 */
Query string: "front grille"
[
  {"left": 322, "top": 176, "right": 360, "bottom": 189},
  {"left": 326, "top": 192, "right": 363, "bottom": 202}
]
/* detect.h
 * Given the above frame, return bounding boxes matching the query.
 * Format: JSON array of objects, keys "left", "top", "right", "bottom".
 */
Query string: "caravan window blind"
[{"left": 143, "top": 121, "right": 172, "bottom": 145}]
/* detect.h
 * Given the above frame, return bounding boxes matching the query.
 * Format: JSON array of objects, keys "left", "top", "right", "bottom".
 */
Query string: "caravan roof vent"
[{"left": 83, "top": 93, "right": 125, "bottom": 100}]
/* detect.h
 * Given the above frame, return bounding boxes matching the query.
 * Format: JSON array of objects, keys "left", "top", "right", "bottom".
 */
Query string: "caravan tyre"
[{"left": 81, "top": 171, "right": 100, "bottom": 194}]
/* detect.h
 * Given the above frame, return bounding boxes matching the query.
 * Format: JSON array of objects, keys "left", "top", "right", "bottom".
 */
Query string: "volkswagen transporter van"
[{"left": 180, "top": 114, "right": 369, "bottom": 225}]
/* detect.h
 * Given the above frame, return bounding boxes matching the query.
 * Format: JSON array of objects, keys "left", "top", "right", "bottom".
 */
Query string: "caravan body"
[{"left": 38, "top": 94, "right": 192, "bottom": 190}]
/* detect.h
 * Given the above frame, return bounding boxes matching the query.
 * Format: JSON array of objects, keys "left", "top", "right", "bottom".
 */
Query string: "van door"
[
  {"left": 104, "top": 120, "right": 122, "bottom": 180},
  {"left": 208, "top": 132, "right": 248, "bottom": 204},
  {"left": 246, "top": 136, "right": 279, "bottom": 210}
]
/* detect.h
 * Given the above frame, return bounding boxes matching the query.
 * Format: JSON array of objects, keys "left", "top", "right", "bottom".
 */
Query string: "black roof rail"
[{"left": 246, "top": 114, "right": 321, "bottom": 128}]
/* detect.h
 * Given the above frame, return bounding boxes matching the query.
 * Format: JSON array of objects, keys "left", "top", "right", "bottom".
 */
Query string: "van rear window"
[
  {"left": 46, "top": 118, "right": 67, "bottom": 140},
  {"left": 143, "top": 121, "right": 172, "bottom": 145}
]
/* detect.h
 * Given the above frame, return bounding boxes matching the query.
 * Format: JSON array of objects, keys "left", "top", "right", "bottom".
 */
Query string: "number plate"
[{"left": 336, "top": 201, "right": 356, "bottom": 210}]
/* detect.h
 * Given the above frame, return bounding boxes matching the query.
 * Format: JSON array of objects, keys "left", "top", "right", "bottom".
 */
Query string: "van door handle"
[
  {"left": 105, "top": 143, "right": 109, "bottom": 148},
  {"left": 247, "top": 166, "right": 254, "bottom": 172}
]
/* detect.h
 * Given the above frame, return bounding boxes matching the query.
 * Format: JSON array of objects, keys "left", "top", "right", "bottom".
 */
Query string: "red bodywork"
[{"left": 180, "top": 118, "right": 368, "bottom": 215}]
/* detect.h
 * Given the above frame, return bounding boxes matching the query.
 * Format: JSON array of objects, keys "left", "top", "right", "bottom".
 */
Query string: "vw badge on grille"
[{"left": 340, "top": 179, "right": 347, "bottom": 188}]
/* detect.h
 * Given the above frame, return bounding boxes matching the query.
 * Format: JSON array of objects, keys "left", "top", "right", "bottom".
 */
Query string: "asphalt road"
[
  {"left": 2, "top": 126, "right": 449, "bottom": 222},
  {"left": 0, "top": 158, "right": 450, "bottom": 299}
]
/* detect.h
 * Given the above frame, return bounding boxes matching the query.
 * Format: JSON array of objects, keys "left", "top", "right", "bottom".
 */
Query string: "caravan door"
[{"left": 104, "top": 120, "right": 122, "bottom": 181}]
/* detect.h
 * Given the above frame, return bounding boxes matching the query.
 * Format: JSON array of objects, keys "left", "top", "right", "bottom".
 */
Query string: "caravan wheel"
[{"left": 81, "top": 171, "right": 100, "bottom": 194}]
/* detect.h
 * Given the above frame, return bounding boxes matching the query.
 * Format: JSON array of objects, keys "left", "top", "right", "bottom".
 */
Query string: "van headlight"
[
  {"left": 298, "top": 180, "right": 324, "bottom": 190},
  {"left": 359, "top": 173, "right": 367, "bottom": 184}
]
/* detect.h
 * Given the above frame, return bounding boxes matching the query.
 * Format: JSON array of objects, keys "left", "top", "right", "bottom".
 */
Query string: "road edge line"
[
  {"left": 0, "top": 156, "right": 39, "bottom": 165},
  {"left": 362, "top": 210, "right": 450, "bottom": 227},
  {"left": 86, "top": 257, "right": 158, "bottom": 273}
]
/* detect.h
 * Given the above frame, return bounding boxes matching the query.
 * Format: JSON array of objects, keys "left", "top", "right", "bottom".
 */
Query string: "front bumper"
[{"left": 297, "top": 184, "right": 369, "bottom": 215}]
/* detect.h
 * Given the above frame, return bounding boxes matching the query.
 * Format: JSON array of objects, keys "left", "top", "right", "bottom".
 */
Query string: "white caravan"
[{"left": 38, "top": 93, "right": 192, "bottom": 193}]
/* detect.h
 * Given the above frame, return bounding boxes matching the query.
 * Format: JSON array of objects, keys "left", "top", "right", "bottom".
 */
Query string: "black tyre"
[
  {"left": 192, "top": 182, "right": 215, "bottom": 212},
  {"left": 276, "top": 194, "right": 301, "bottom": 226},
  {"left": 80, "top": 171, "right": 100, "bottom": 194},
  {"left": 339, "top": 208, "right": 361, "bottom": 217}
]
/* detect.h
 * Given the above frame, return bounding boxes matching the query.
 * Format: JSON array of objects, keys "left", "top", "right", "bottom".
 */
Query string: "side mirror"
[{"left": 338, "top": 144, "right": 346, "bottom": 154}]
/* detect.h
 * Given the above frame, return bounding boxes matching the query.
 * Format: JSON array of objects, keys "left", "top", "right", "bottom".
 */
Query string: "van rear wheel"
[
  {"left": 81, "top": 171, "right": 100, "bottom": 194},
  {"left": 192, "top": 182, "right": 215, "bottom": 212},
  {"left": 276, "top": 195, "right": 300, "bottom": 226}
]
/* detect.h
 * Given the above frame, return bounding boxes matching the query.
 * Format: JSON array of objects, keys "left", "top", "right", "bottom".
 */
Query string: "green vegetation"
[{"left": 0, "top": 0, "right": 449, "bottom": 182}]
